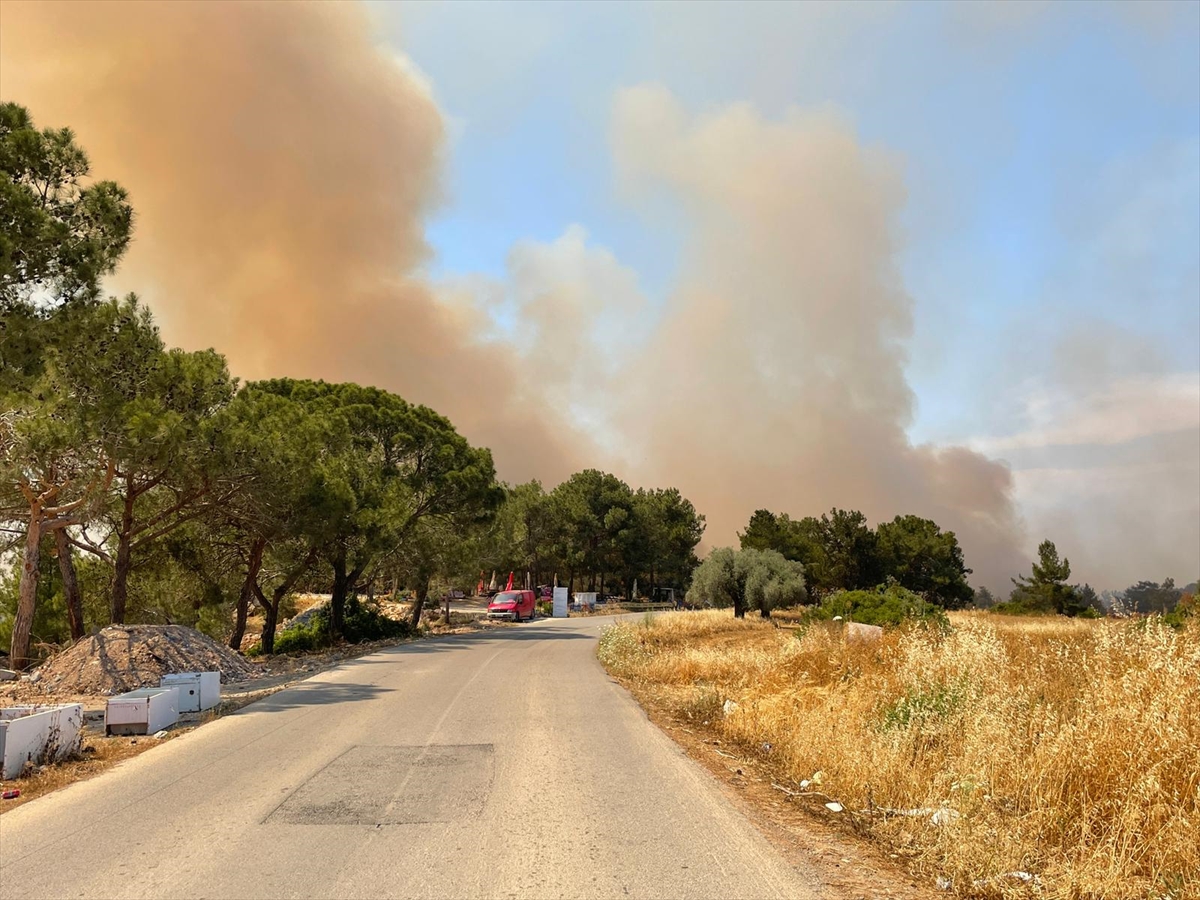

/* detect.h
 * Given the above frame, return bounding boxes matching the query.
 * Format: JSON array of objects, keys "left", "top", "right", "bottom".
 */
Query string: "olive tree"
[{"left": 686, "top": 547, "right": 805, "bottom": 618}]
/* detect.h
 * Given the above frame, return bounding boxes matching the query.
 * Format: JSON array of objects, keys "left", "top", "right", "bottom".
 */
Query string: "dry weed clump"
[{"left": 598, "top": 610, "right": 1200, "bottom": 899}]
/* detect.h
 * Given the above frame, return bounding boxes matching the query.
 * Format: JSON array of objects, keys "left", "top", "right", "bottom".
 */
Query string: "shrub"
[
  {"left": 804, "top": 583, "right": 949, "bottom": 629},
  {"left": 341, "top": 595, "right": 412, "bottom": 643},
  {"left": 274, "top": 613, "right": 331, "bottom": 654}
]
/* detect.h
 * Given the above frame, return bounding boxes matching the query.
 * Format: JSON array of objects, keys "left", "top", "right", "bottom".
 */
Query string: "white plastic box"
[
  {"left": 105, "top": 687, "right": 179, "bottom": 735},
  {"left": 160, "top": 672, "right": 221, "bottom": 713},
  {"left": 0, "top": 704, "right": 84, "bottom": 778}
]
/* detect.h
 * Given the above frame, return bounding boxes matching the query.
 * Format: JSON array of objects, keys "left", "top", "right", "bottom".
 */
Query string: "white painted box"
[
  {"left": 105, "top": 687, "right": 179, "bottom": 735},
  {"left": 0, "top": 704, "right": 84, "bottom": 778},
  {"left": 160, "top": 672, "right": 221, "bottom": 713}
]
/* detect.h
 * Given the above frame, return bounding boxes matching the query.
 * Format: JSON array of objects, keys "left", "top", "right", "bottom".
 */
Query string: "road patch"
[{"left": 268, "top": 744, "right": 494, "bottom": 826}]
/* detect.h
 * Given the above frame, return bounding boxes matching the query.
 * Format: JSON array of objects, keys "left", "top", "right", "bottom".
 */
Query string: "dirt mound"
[{"left": 33, "top": 625, "right": 259, "bottom": 695}]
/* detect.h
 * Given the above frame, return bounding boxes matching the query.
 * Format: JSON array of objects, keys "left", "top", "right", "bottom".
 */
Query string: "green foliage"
[
  {"left": 0, "top": 102, "right": 133, "bottom": 309},
  {"left": 273, "top": 613, "right": 331, "bottom": 654},
  {"left": 0, "top": 537, "right": 70, "bottom": 652},
  {"left": 271, "top": 596, "right": 413, "bottom": 655},
  {"left": 738, "top": 507, "right": 878, "bottom": 595},
  {"left": 740, "top": 507, "right": 972, "bottom": 607},
  {"left": 806, "top": 583, "right": 950, "bottom": 630},
  {"left": 1162, "top": 590, "right": 1197, "bottom": 629},
  {"left": 342, "top": 595, "right": 413, "bottom": 643},
  {"left": 879, "top": 679, "right": 969, "bottom": 732},
  {"left": 255, "top": 378, "right": 501, "bottom": 636},
  {"left": 550, "top": 469, "right": 638, "bottom": 589},
  {"left": 998, "top": 540, "right": 1087, "bottom": 616},
  {"left": 973, "top": 585, "right": 998, "bottom": 608},
  {"left": 686, "top": 547, "right": 805, "bottom": 618},
  {"left": 875, "top": 514, "right": 973, "bottom": 608},
  {"left": 1121, "top": 579, "right": 1183, "bottom": 615},
  {"left": 473, "top": 471, "right": 704, "bottom": 602}
]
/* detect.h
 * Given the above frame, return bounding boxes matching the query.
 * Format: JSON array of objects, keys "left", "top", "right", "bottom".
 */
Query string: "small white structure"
[
  {"left": 106, "top": 687, "right": 179, "bottom": 736},
  {"left": 846, "top": 622, "right": 884, "bottom": 643},
  {"left": 0, "top": 704, "right": 84, "bottom": 778},
  {"left": 160, "top": 672, "right": 221, "bottom": 713},
  {"left": 575, "top": 592, "right": 597, "bottom": 611},
  {"left": 552, "top": 587, "right": 569, "bottom": 618}
]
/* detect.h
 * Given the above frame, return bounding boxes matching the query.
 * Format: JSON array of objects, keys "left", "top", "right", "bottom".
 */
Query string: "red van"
[{"left": 487, "top": 590, "right": 536, "bottom": 622}]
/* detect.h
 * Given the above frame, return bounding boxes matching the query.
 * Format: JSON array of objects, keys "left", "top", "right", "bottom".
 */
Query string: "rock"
[
  {"left": 846, "top": 622, "right": 884, "bottom": 643},
  {"left": 0, "top": 669, "right": 17, "bottom": 682},
  {"left": 824, "top": 802, "right": 843, "bottom": 812},
  {"left": 722, "top": 699, "right": 739, "bottom": 717}
]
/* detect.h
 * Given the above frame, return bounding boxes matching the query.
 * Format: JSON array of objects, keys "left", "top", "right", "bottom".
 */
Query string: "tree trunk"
[
  {"left": 733, "top": 594, "right": 747, "bottom": 618},
  {"left": 10, "top": 518, "right": 43, "bottom": 670},
  {"left": 260, "top": 600, "right": 280, "bottom": 655},
  {"left": 111, "top": 535, "right": 132, "bottom": 624},
  {"left": 759, "top": 598, "right": 771, "bottom": 619},
  {"left": 110, "top": 485, "right": 136, "bottom": 624},
  {"left": 255, "top": 546, "right": 316, "bottom": 655},
  {"left": 410, "top": 577, "right": 429, "bottom": 629},
  {"left": 230, "top": 538, "right": 266, "bottom": 651},
  {"left": 329, "top": 557, "right": 350, "bottom": 640},
  {"left": 55, "top": 527, "right": 85, "bottom": 641}
]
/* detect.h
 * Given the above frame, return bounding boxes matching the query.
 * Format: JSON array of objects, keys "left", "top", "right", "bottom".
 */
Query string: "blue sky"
[
  {"left": 358, "top": 0, "right": 1199, "bottom": 584},
  {"left": 6, "top": 0, "right": 1192, "bottom": 586},
  {"left": 372, "top": 0, "right": 1198, "bottom": 442}
]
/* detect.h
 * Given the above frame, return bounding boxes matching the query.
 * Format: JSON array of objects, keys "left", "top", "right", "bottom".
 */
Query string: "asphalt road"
[{"left": 0, "top": 614, "right": 818, "bottom": 900}]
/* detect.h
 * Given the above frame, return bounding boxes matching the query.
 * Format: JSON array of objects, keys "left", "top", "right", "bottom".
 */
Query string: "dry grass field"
[{"left": 598, "top": 610, "right": 1199, "bottom": 899}]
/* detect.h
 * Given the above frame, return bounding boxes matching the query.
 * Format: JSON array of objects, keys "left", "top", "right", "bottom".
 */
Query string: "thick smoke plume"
[
  {"left": 605, "top": 87, "right": 1026, "bottom": 586},
  {"left": 2, "top": 2, "right": 1029, "bottom": 586},
  {"left": 0, "top": 0, "right": 581, "bottom": 484}
]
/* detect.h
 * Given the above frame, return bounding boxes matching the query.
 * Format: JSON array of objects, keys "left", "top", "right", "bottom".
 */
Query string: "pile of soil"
[{"left": 31, "top": 625, "right": 259, "bottom": 695}]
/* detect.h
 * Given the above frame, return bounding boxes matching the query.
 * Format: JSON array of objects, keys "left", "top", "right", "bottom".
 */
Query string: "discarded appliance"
[
  {"left": 552, "top": 587, "right": 569, "bottom": 618},
  {"left": 160, "top": 672, "right": 221, "bottom": 713},
  {"left": 575, "top": 592, "right": 597, "bottom": 611},
  {"left": 0, "top": 704, "right": 84, "bottom": 778},
  {"left": 105, "top": 687, "right": 179, "bottom": 736}
]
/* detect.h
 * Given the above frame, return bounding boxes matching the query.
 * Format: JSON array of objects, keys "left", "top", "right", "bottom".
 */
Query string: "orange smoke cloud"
[
  {"left": 0, "top": 0, "right": 581, "bottom": 485},
  {"left": 2, "top": 3, "right": 1028, "bottom": 585}
]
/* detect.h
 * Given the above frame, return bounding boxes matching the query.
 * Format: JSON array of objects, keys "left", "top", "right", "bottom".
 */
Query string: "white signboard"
[{"left": 553, "top": 587, "right": 569, "bottom": 618}]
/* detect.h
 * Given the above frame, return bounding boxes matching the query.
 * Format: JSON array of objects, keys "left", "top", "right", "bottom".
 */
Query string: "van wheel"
[{"left": 514, "top": 610, "right": 521, "bottom": 623}]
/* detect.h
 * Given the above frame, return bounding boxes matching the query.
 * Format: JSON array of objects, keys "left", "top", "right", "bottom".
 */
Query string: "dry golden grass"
[
  {"left": 0, "top": 731, "right": 174, "bottom": 814},
  {"left": 599, "top": 610, "right": 1200, "bottom": 899}
]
